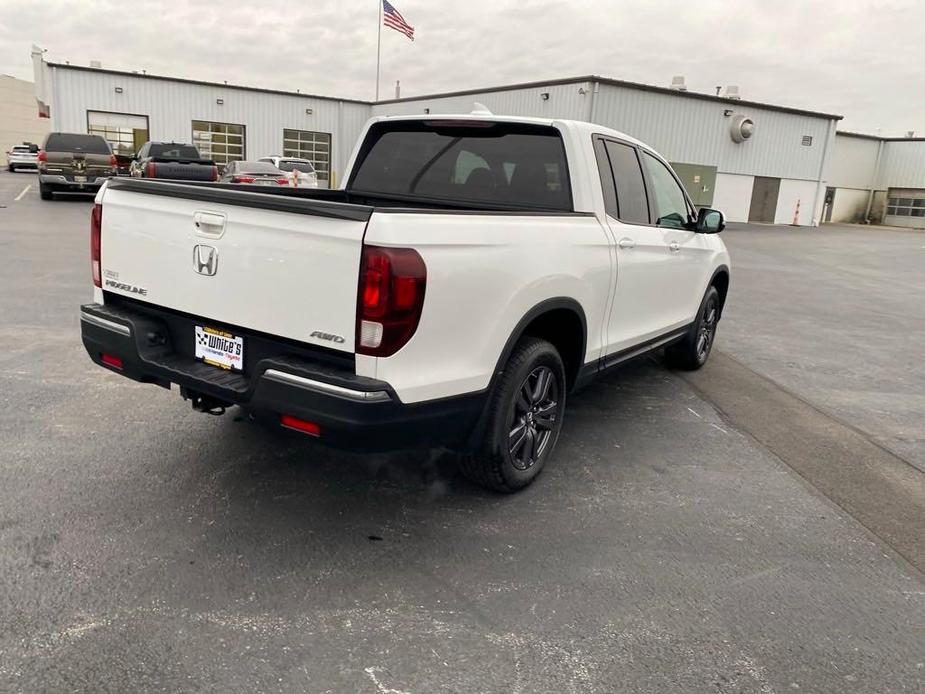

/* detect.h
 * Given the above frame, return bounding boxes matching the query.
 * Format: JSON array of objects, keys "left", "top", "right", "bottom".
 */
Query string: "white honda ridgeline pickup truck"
[{"left": 80, "top": 113, "right": 730, "bottom": 492}]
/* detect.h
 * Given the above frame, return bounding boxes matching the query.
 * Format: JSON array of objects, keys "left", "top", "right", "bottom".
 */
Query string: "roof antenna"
[{"left": 471, "top": 102, "right": 493, "bottom": 115}]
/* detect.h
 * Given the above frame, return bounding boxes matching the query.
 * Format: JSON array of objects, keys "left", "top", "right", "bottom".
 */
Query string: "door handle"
[
  {"left": 618, "top": 237, "right": 635, "bottom": 249},
  {"left": 193, "top": 211, "right": 227, "bottom": 238},
  {"left": 668, "top": 241, "right": 680, "bottom": 253}
]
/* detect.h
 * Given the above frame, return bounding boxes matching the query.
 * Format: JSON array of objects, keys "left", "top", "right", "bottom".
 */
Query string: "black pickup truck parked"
[{"left": 129, "top": 142, "right": 219, "bottom": 181}]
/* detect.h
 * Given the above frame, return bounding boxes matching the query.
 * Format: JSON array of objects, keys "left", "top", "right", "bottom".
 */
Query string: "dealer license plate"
[{"left": 195, "top": 325, "right": 244, "bottom": 371}]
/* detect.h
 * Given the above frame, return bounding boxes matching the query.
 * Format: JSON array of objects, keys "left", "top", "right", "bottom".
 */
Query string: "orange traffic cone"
[{"left": 791, "top": 199, "right": 801, "bottom": 226}]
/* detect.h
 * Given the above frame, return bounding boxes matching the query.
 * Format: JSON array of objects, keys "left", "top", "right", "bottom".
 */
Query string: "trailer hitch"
[{"left": 180, "top": 387, "right": 231, "bottom": 416}]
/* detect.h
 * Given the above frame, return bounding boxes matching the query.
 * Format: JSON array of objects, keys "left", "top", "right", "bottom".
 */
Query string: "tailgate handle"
[{"left": 193, "top": 211, "right": 226, "bottom": 238}]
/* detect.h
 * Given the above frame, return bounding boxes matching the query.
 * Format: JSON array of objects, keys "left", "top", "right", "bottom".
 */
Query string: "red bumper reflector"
[
  {"left": 280, "top": 415, "right": 321, "bottom": 437},
  {"left": 101, "top": 353, "right": 123, "bottom": 369}
]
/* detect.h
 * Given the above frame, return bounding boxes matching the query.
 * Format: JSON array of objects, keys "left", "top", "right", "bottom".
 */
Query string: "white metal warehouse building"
[
  {"left": 30, "top": 47, "right": 925, "bottom": 228},
  {"left": 827, "top": 132, "right": 925, "bottom": 228}
]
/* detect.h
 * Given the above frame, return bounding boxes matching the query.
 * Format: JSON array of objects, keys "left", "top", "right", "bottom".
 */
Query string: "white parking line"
[{"left": 14, "top": 184, "right": 31, "bottom": 201}]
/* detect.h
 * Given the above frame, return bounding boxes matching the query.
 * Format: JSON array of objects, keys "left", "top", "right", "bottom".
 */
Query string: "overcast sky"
[{"left": 1, "top": 0, "right": 921, "bottom": 135}]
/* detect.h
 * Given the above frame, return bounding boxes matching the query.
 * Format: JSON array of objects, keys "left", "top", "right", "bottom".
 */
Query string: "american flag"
[{"left": 383, "top": 0, "right": 414, "bottom": 41}]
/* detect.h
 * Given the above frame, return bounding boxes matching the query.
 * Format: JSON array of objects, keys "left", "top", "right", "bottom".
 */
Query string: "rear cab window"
[
  {"left": 44, "top": 133, "right": 111, "bottom": 154},
  {"left": 277, "top": 160, "right": 315, "bottom": 173},
  {"left": 148, "top": 143, "right": 200, "bottom": 159},
  {"left": 348, "top": 120, "right": 573, "bottom": 211}
]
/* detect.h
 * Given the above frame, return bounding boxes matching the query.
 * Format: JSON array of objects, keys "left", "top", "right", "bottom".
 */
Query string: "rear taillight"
[
  {"left": 90, "top": 203, "right": 102, "bottom": 288},
  {"left": 37, "top": 150, "right": 47, "bottom": 163},
  {"left": 356, "top": 245, "right": 426, "bottom": 357},
  {"left": 145, "top": 162, "right": 156, "bottom": 177},
  {"left": 276, "top": 177, "right": 291, "bottom": 186},
  {"left": 211, "top": 165, "right": 219, "bottom": 181},
  {"left": 110, "top": 154, "right": 118, "bottom": 167},
  {"left": 232, "top": 175, "right": 255, "bottom": 184}
]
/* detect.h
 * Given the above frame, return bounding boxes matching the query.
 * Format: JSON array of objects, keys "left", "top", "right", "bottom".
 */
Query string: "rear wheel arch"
[{"left": 491, "top": 298, "right": 587, "bottom": 393}]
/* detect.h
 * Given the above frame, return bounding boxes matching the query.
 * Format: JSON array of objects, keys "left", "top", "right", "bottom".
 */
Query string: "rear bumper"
[
  {"left": 8, "top": 159, "right": 37, "bottom": 169},
  {"left": 79, "top": 302, "right": 484, "bottom": 451},
  {"left": 40, "top": 174, "right": 108, "bottom": 189}
]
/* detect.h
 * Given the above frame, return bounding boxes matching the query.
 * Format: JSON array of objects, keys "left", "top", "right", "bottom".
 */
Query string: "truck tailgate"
[{"left": 99, "top": 180, "right": 372, "bottom": 353}]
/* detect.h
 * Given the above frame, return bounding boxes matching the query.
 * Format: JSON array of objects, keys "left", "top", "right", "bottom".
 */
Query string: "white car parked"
[
  {"left": 257, "top": 156, "right": 319, "bottom": 187},
  {"left": 6, "top": 144, "right": 39, "bottom": 172},
  {"left": 80, "top": 112, "right": 730, "bottom": 492}
]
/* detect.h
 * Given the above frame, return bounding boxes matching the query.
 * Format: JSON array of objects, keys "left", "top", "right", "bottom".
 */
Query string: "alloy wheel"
[
  {"left": 696, "top": 297, "right": 718, "bottom": 360},
  {"left": 508, "top": 365, "right": 559, "bottom": 471}
]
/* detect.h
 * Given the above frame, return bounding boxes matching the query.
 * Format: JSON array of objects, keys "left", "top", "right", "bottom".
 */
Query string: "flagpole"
[{"left": 375, "top": 0, "right": 382, "bottom": 101}]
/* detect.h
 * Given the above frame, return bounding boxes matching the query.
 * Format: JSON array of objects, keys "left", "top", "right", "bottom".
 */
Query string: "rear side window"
[
  {"left": 44, "top": 133, "right": 111, "bottom": 154},
  {"left": 606, "top": 142, "right": 649, "bottom": 225},
  {"left": 349, "top": 121, "right": 572, "bottom": 211}
]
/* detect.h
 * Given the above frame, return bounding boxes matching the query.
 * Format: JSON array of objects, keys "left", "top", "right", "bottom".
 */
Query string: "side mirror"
[{"left": 696, "top": 208, "right": 725, "bottom": 234}]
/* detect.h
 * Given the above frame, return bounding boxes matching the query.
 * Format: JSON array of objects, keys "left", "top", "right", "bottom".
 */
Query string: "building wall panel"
[
  {"left": 0, "top": 75, "right": 49, "bottom": 154},
  {"left": 829, "top": 134, "right": 880, "bottom": 190},
  {"left": 878, "top": 141, "right": 925, "bottom": 189},
  {"left": 712, "top": 173, "right": 754, "bottom": 223},
  {"left": 831, "top": 188, "right": 870, "bottom": 223},
  {"left": 775, "top": 179, "right": 818, "bottom": 225}
]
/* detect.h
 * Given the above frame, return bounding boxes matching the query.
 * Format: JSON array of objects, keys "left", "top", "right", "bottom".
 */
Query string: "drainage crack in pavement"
[{"left": 681, "top": 349, "right": 925, "bottom": 577}]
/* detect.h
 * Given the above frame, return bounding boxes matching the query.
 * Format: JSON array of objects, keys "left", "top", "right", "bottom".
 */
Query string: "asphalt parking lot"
[{"left": 1, "top": 169, "right": 923, "bottom": 693}]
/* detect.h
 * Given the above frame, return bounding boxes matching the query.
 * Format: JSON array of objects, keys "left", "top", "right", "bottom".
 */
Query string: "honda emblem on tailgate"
[{"left": 193, "top": 245, "right": 218, "bottom": 276}]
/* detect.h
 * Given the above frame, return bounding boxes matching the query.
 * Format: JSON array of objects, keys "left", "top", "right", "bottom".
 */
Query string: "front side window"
[{"left": 642, "top": 151, "right": 691, "bottom": 229}]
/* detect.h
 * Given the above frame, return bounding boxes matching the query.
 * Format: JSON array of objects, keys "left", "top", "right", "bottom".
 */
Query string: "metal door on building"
[
  {"left": 823, "top": 187, "right": 836, "bottom": 222},
  {"left": 748, "top": 176, "right": 781, "bottom": 223},
  {"left": 670, "top": 163, "right": 717, "bottom": 208}
]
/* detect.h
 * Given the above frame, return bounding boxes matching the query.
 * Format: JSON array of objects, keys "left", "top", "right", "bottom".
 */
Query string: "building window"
[
  {"left": 192, "top": 120, "right": 245, "bottom": 168},
  {"left": 801, "top": 135, "right": 813, "bottom": 146},
  {"left": 87, "top": 111, "right": 149, "bottom": 158},
  {"left": 886, "top": 196, "right": 925, "bottom": 217},
  {"left": 283, "top": 129, "right": 331, "bottom": 186}
]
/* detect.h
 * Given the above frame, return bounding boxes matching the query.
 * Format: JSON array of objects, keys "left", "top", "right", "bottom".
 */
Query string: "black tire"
[
  {"left": 665, "top": 285, "right": 720, "bottom": 370},
  {"left": 39, "top": 183, "right": 53, "bottom": 200},
  {"left": 8, "top": 165, "right": 14, "bottom": 172},
  {"left": 459, "top": 337, "right": 566, "bottom": 493}
]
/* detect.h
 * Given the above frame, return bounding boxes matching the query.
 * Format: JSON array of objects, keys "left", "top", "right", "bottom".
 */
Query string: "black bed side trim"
[{"left": 106, "top": 178, "right": 374, "bottom": 222}]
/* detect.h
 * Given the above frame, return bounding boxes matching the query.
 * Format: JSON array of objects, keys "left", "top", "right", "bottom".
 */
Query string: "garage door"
[{"left": 884, "top": 189, "right": 925, "bottom": 229}]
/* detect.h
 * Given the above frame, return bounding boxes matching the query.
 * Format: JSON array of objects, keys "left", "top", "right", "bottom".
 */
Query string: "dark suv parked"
[{"left": 38, "top": 133, "right": 117, "bottom": 200}]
